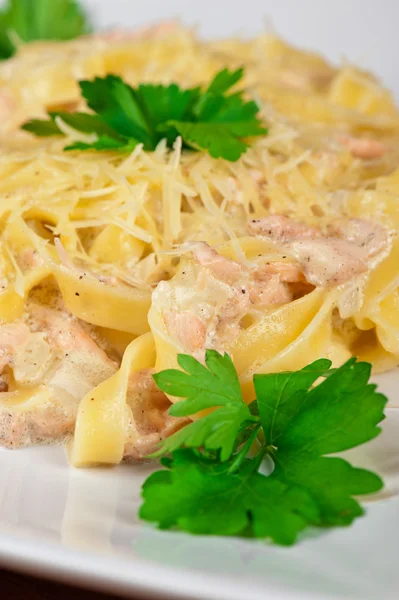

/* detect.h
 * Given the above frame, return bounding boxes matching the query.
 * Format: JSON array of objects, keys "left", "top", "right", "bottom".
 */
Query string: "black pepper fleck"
[{"left": 75, "top": 292, "right": 80, "bottom": 296}]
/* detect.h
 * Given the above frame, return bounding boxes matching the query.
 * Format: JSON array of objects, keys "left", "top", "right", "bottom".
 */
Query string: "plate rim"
[{"left": 0, "top": 530, "right": 340, "bottom": 600}]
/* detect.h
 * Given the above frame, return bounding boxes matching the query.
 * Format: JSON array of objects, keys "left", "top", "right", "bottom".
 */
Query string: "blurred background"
[{"left": 86, "top": 0, "right": 399, "bottom": 98}]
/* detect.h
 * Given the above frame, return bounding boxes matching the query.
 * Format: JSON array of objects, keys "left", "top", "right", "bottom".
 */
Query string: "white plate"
[
  {"left": 0, "top": 373, "right": 397, "bottom": 600},
  {"left": 1, "top": 3, "right": 398, "bottom": 597}
]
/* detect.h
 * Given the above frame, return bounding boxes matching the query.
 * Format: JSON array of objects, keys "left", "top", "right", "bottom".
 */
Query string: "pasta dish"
[{"left": 0, "top": 22, "right": 397, "bottom": 468}]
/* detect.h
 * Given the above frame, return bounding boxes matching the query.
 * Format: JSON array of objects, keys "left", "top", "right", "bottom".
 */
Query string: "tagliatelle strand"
[{"left": 71, "top": 333, "right": 156, "bottom": 467}]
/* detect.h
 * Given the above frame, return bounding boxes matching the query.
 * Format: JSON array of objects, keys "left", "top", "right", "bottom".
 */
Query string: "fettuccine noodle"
[{"left": 0, "top": 23, "right": 397, "bottom": 465}]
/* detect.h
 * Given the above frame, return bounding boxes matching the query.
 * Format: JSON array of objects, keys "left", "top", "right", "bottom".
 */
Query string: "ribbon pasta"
[
  {"left": 71, "top": 333, "right": 155, "bottom": 466},
  {"left": 0, "top": 26, "right": 397, "bottom": 464}
]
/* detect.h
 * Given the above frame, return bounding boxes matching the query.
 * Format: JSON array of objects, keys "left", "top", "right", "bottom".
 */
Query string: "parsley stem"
[{"left": 228, "top": 423, "right": 262, "bottom": 474}]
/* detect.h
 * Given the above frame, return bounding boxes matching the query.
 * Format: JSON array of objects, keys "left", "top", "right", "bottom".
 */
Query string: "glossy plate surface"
[{"left": 0, "top": 373, "right": 397, "bottom": 600}]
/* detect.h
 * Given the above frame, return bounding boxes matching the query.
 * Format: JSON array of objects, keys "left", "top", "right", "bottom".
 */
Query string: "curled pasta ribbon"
[
  {"left": 22, "top": 226, "right": 152, "bottom": 335},
  {"left": 0, "top": 218, "right": 51, "bottom": 322},
  {"left": 53, "top": 264, "right": 151, "bottom": 335},
  {"left": 0, "top": 386, "right": 51, "bottom": 413},
  {"left": 353, "top": 238, "right": 399, "bottom": 366},
  {"left": 150, "top": 283, "right": 346, "bottom": 405},
  {"left": 71, "top": 332, "right": 156, "bottom": 467},
  {"left": 233, "top": 290, "right": 349, "bottom": 400},
  {"left": 5, "top": 214, "right": 151, "bottom": 335},
  {"left": 149, "top": 235, "right": 350, "bottom": 404}
]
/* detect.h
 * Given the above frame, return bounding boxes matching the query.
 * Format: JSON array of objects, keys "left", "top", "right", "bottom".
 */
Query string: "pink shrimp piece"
[
  {"left": 254, "top": 261, "right": 305, "bottom": 283},
  {"left": 248, "top": 215, "right": 373, "bottom": 287},
  {"left": 124, "top": 369, "right": 188, "bottom": 461},
  {"left": 248, "top": 215, "right": 320, "bottom": 242},
  {"left": 249, "top": 275, "right": 293, "bottom": 306},
  {"left": 0, "top": 307, "right": 118, "bottom": 449},
  {"left": 249, "top": 260, "right": 308, "bottom": 305},
  {"left": 163, "top": 309, "right": 206, "bottom": 352},
  {"left": 124, "top": 432, "right": 162, "bottom": 460},
  {"left": 221, "top": 288, "right": 251, "bottom": 320},
  {"left": 287, "top": 239, "right": 368, "bottom": 287},
  {"left": 28, "top": 304, "right": 113, "bottom": 363},
  {"left": 127, "top": 369, "right": 170, "bottom": 431},
  {"left": 192, "top": 242, "right": 248, "bottom": 285},
  {"left": 337, "top": 135, "right": 386, "bottom": 160},
  {"left": 329, "top": 219, "right": 390, "bottom": 258},
  {"left": 124, "top": 416, "right": 188, "bottom": 461}
]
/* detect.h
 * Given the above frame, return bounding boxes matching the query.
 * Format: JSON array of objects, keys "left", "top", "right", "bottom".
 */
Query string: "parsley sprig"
[
  {"left": 139, "top": 351, "right": 387, "bottom": 546},
  {"left": 22, "top": 68, "right": 267, "bottom": 161},
  {"left": 0, "top": 0, "right": 91, "bottom": 60}
]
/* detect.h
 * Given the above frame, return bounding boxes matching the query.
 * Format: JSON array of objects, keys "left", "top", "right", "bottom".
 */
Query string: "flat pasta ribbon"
[{"left": 71, "top": 332, "right": 156, "bottom": 466}]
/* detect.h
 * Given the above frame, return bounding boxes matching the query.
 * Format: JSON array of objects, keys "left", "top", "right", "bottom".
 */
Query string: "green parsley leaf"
[
  {"left": 193, "top": 67, "right": 244, "bottom": 120},
  {"left": 0, "top": 0, "right": 91, "bottom": 60},
  {"left": 79, "top": 76, "right": 154, "bottom": 148},
  {"left": 254, "top": 358, "right": 333, "bottom": 446},
  {"left": 140, "top": 449, "right": 319, "bottom": 545},
  {"left": 49, "top": 112, "right": 121, "bottom": 138},
  {"left": 197, "top": 92, "right": 262, "bottom": 126},
  {"left": 22, "top": 118, "right": 61, "bottom": 137},
  {"left": 22, "top": 68, "right": 267, "bottom": 161},
  {"left": 168, "top": 121, "right": 250, "bottom": 161},
  {"left": 206, "top": 67, "right": 244, "bottom": 96},
  {"left": 65, "top": 136, "right": 137, "bottom": 153},
  {"left": 153, "top": 351, "right": 254, "bottom": 460},
  {"left": 155, "top": 351, "right": 243, "bottom": 413},
  {"left": 256, "top": 358, "right": 386, "bottom": 525},
  {"left": 23, "top": 111, "right": 126, "bottom": 148},
  {"left": 151, "top": 403, "right": 253, "bottom": 462},
  {"left": 271, "top": 358, "right": 385, "bottom": 453},
  {"left": 139, "top": 351, "right": 388, "bottom": 545},
  {"left": 275, "top": 454, "right": 381, "bottom": 527},
  {"left": 137, "top": 84, "right": 201, "bottom": 130}
]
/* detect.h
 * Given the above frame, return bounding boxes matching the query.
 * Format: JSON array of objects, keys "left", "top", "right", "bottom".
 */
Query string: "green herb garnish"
[
  {"left": 0, "top": 0, "right": 91, "bottom": 59},
  {"left": 139, "top": 351, "right": 387, "bottom": 546},
  {"left": 22, "top": 68, "right": 267, "bottom": 161}
]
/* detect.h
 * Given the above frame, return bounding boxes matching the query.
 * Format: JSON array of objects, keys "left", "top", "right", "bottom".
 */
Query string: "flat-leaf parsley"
[
  {"left": 139, "top": 351, "right": 387, "bottom": 546},
  {"left": 22, "top": 68, "right": 267, "bottom": 161}
]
